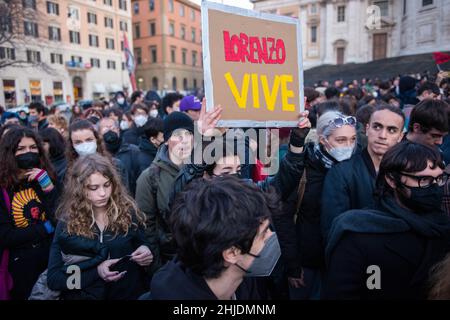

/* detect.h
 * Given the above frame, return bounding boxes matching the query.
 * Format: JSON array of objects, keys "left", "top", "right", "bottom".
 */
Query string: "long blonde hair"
[{"left": 57, "top": 154, "right": 145, "bottom": 238}]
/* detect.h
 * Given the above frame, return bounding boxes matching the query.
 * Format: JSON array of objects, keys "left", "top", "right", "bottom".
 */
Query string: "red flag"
[
  {"left": 433, "top": 52, "right": 450, "bottom": 65},
  {"left": 123, "top": 32, "right": 137, "bottom": 92}
]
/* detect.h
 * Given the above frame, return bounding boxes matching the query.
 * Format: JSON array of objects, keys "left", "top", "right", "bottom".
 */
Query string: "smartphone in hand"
[{"left": 110, "top": 255, "right": 133, "bottom": 273}]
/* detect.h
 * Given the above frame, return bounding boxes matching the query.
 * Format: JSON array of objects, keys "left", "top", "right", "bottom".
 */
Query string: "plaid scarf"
[{"left": 313, "top": 144, "right": 337, "bottom": 169}]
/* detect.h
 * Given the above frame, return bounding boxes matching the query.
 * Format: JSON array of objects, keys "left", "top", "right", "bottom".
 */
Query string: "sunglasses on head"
[{"left": 328, "top": 116, "right": 357, "bottom": 128}]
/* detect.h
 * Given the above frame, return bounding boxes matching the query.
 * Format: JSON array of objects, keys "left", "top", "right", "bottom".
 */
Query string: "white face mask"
[
  {"left": 149, "top": 109, "right": 159, "bottom": 118},
  {"left": 120, "top": 120, "right": 130, "bottom": 131},
  {"left": 328, "top": 145, "right": 355, "bottom": 162},
  {"left": 134, "top": 115, "right": 148, "bottom": 127},
  {"left": 117, "top": 98, "right": 125, "bottom": 105},
  {"left": 74, "top": 141, "right": 98, "bottom": 157}
]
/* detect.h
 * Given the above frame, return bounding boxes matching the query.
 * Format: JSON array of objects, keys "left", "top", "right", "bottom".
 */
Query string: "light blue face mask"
[{"left": 328, "top": 145, "right": 355, "bottom": 162}]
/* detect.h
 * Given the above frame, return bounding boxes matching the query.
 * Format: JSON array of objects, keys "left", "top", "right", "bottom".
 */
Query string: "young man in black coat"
[
  {"left": 137, "top": 117, "right": 164, "bottom": 176},
  {"left": 321, "top": 104, "right": 405, "bottom": 239},
  {"left": 150, "top": 176, "right": 281, "bottom": 300},
  {"left": 323, "top": 141, "right": 450, "bottom": 299}
]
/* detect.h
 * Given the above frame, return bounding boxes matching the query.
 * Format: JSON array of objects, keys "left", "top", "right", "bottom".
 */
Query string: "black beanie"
[{"left": 163, "top": 111, "right": 194, "bottom": 141}]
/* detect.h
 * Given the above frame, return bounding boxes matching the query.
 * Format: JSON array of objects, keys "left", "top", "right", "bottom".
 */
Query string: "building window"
[
  {"left": 23, "top": 0, "right": 36, "bottom": 10},
  {"left": 119, "top": 0, "right": 127, "bottom": 10},
  {"left": 48, "top": 26, "right": 61, "bottom": 41},
  {"left": 71, "top": 55, "right": 82, "bottom": 63},
  {"left": 183, "top": 78, "right": 188, "bottom": 90},
  {"left": 68, "top": 6, "right": 79, "bottom": 20},
  {"left": 105, "top": 17, "right": 114, "bottom": 28},
  {"left": 171, "top": 47, "right": 176, "bottom": 63},
  {"left": 311, "top": 26, "right": 317, "bottom": 43},
  {"left": 374, "top": 1, "right": 388, "bottom": 17},
  {"left": 169, "top": 22, "right": 175, "bottom": 36},
  {"left": 87, "top": 12, "right": 97, "bottom": 24},
  {"left": 134, "top": 23, "right": 141, "bottom": 38},
  {"left": 191, "top": 9, "right": 195, "bottom": 21},
  {"left": 53, "top": 81, "right": 63, "bottom": 101},
  {"left": 46, "top": 1, "right": 59, "bottom": 15},
  {"left": 0, "top": 16, "right": 13, "bottom": 33},
  {"left": 192, "top": 51, "right": 197, "bottom": 67},
  {"left": 133, "top": 2, "right": 139, "bottom": 14},
  {"left": 149, "top": 0, "right": 154, "bottom": 11},
  {"left": 149, "top": 21, "right": 156, "bottom": 36},
  {"left": 172, "top": 77, "right": 177, "bottom": 91},
  {"left": 337, "top": 47, "right": 345, "bottom": 65},
  {"left": 169, "top": 0, "right": 174, "bottom": 13},
  {"left": 107, "top": 60, "right": 116, "bottom": 69},
  {"left": 134, "top": 48, "right": 142, "bottom": 65},
  {"left": 104, "top": 0, "right": 112, "bottom": 6},
  {"left": 29, "top": 80, "right": 41, "bottom": 102},
  {"left": 50, "top": 53, "right": 63, "bottom": 64},
  {"left": 337, "top": 6, "right": 345, "bottom": 22},
  {"left": 180, "top": 4, "right": 185, "bottom": 17},
  {"left": 26, "top": 50, "right": 41, "bottom": 63},
  {"left": 181, "top": 26, "right": 185, "bottom": 40},
  {"left": 150, "top": 46, "right": 157, "bottom": 63},
  {"left": 193, "top": 78, "right": 197, "bottom": 89},
  {"left": 422, "top": 0, "right": 433, "bottom": 6},
  {"left": 182, "top": 49, "right": 187, "bottom": 65},
  {"left": 2, "top": 80, "right": 16, "bottom": 107},
  {"left": 106, "top": 38, "right": 115, "bottom": 49},
  {"left": 191, "top": 28, "right": 196, "bottom": 42},
  {"left": 69, "top": 31, "right": 81, "bottom": 44},
  {"left": 0, "top": 47, "right": 16, "bottom": 60},
  {"left": 122, "top": 62, "right": 125, "bottom": 70},
  {"left": 121, "top": 40, "right": 124, "bottom": 51},
  {"left": 310, "top": 4, "right": 317, "bottom": 14},
  {"left": 24, "top": 21, "right": 39, "bottom": 37},
  {"left": 120, "top": 21, "right": 128, "bottom": 31},
  {"left": 90, "top": 58, "right": 101, "bottom": 68},
  {"left": 403, "top": 0, "right": 407, "bottom": 15},
  {"left": 152, "top": 77, "right": 158, "bottom": 90},
  {"left": 89, "top": 34, "right": 99, "bottom": 47}
]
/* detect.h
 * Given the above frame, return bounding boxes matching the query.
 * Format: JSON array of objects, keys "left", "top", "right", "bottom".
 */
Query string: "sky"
[{"left": 191, "top": 0, "right": 254, "bottom": 10}]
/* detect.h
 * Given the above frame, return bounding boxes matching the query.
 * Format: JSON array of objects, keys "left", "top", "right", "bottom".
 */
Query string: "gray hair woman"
[{"left": 291, "top": 110, "right": 357, "bottom": 300}]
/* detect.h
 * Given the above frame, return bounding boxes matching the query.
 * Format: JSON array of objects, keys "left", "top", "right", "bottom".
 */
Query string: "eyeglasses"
[
  {"left": 328, "top": 116, "right": 357, "bottom": 128},
  {"left": 400, "top": 172, "right": 449, "bottom": 188}
]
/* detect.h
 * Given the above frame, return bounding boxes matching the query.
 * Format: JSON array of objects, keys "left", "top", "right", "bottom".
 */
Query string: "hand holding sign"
[{"left": 197, "top": 98, "right": 223, "bottom": 137}]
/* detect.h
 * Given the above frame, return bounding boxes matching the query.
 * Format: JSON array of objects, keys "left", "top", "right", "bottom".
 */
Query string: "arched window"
[
  {"left": 172, "top": 77, "right": 177, "bottom": 91},
  {"left": 152, "top": 77, "right": 158, "bottom": 90},
  {"left": 183, "top": 78, "right": 188, "bottom": 90}
]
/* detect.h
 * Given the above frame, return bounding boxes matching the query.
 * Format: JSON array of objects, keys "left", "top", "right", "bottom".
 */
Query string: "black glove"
[{"left": 289, "top": 126, "right": 310, "bottom": 148}]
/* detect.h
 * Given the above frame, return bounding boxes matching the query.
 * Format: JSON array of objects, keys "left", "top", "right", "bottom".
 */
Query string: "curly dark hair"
[
  {"left": 0, "top": 127, "right": 56, "bottom": 189},
  {"left": 170, "top": 175, "right": 280, "bottom": 279}
]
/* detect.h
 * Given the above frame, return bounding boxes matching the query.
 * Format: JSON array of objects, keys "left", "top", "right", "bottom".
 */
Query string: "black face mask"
[
  {"left": 16, "top": 152, "right": 40, "bottom": 170},
  {"left": 398, "top": 183, "right": 444, "bottom": 213},
  {"left": 103, "top": 131, "right": 121, "bottom": 154}
]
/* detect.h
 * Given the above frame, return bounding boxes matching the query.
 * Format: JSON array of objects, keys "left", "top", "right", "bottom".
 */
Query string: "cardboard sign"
[{"left": 202, "top": 1, "right": 304, "bottom": 127}]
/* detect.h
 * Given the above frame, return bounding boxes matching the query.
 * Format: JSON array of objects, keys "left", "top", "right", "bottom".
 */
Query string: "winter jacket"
[
  {"left": 137, "top": 137, "right": 159, "bottom": 176},
  {"left": 321, "top": 148, "right": 377, "bottom": 239},
  {"left": 51, "top": 154, "right": 67, "bottom": 187},
  {"left": 0, "top": 180, "right": 58, "bottom": 300},
  {"left": 135, "top": 144, "right": 181, "bottom": 273},
  {"left": 150, "top": 257, "right": 268, "bottom": 300},
  {"left": 47, "top": 219, "right": 150, "bottom": 300},
  {"left": 113, "top": 142, "right": 141, "bottom": 197},
  {"left": 122, "top": 126, "right": 144, "bottom": 146},
  {"left": 322, "top": 197, "right": 450, "bottom": 299}
]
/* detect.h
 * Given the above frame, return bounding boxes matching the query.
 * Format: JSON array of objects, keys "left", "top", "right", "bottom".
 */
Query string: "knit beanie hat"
[{"left": 163, "top": 111, "right": 194, "bottom": 141}]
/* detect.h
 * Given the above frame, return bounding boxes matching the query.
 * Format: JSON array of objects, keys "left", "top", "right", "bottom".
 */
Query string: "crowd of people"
[{"left": 0, "top": 69, "right": 450, "bottom": 300}]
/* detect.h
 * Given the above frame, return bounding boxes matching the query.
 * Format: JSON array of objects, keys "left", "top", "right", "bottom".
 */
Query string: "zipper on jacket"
[{"left": 100, "top": 230, "right": 103, "bottom": 243}]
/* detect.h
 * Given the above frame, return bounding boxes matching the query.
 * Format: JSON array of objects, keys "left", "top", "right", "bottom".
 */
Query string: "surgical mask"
[
  {"left": 117, "top": 98, "right": 125, "bottom": 105},
  {"left": 28, "top": 115, "right": 39, "bottom": 123},
  {"left": 328, "top": 145, "right": 355, "bottom": 162},
  {"left": 237, "top": 233, "right": 281, "bottom": 277},
  {"left": 134, "top": 115, "right": 148, "bottom": 128},
  {"left": 150, "top": 109, "right": 159, "bottom": 118},
  {"left": 74, "top": 141, "right": 97, "bottom": 156},
  {"left": 120, "top": 120, "right": 130, "bottom": 131},
  {"left": 401, "top": 184, "right": 444, "bottom": 213},
  {"left": 16, "top": 152, "right": 40, "bottom": 169}
]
